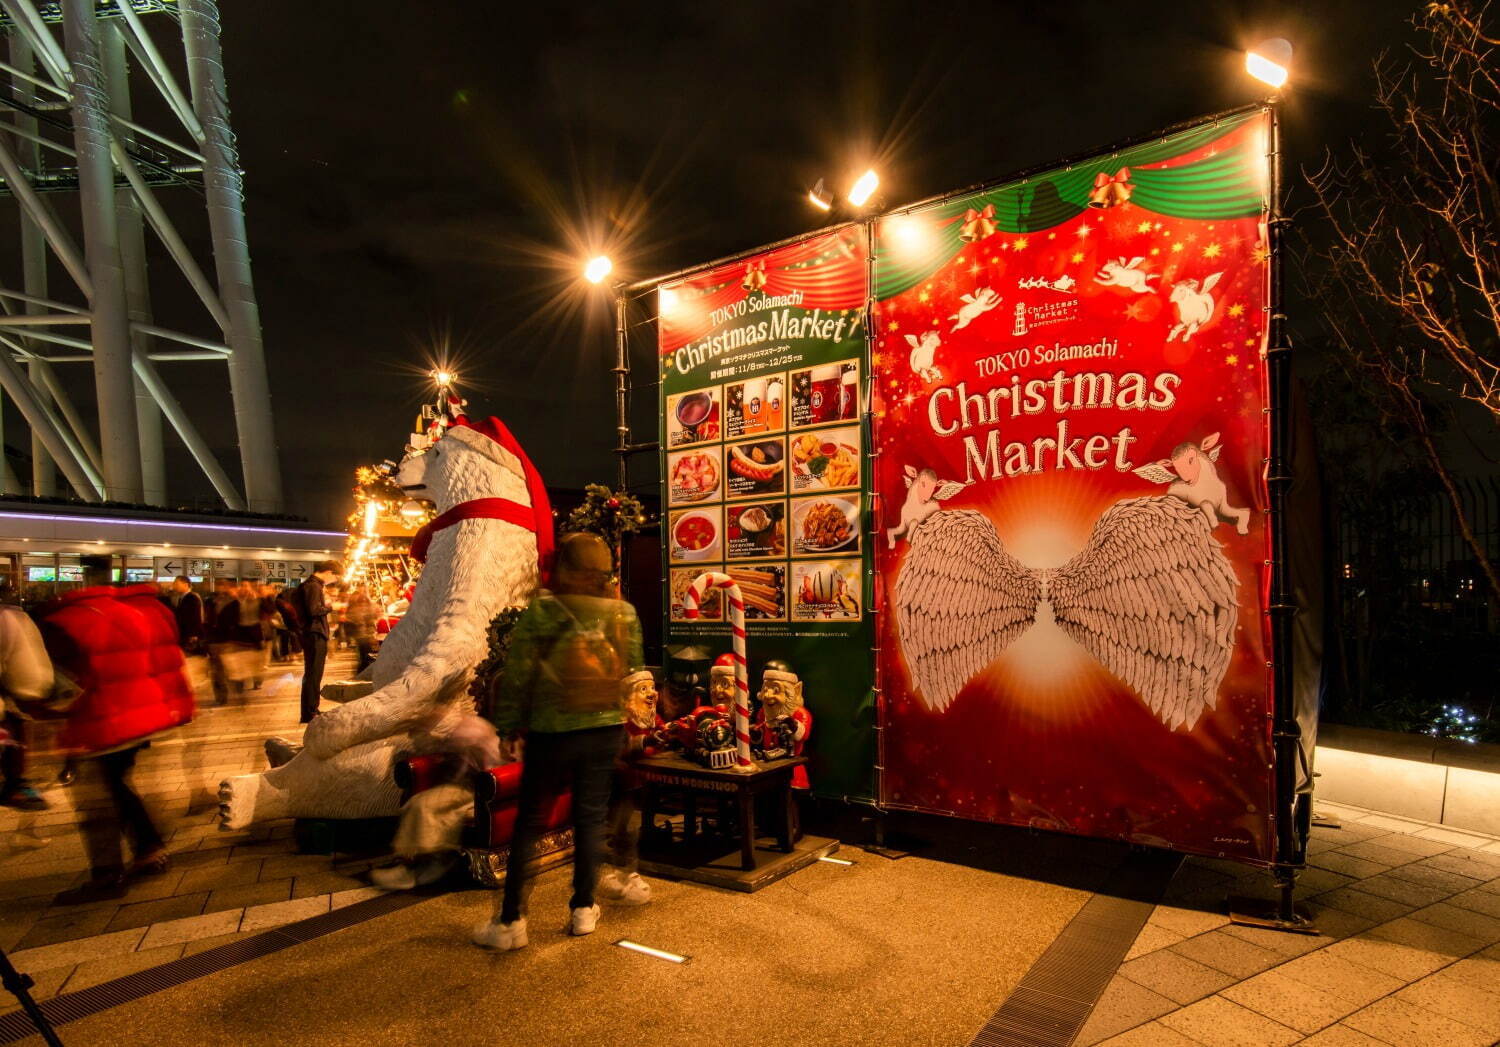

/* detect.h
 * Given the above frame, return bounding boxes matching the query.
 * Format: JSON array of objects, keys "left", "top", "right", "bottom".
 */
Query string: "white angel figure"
[
  {"left": 950, "top": 287, "right": 1002, "bottom": 332},
  {"left": 1167, "top": 272, "right": 1223, "bottom": 341},
  {"left": 1132, "top": 432, "right": 1251, "bottom": 535},
  {"left": 887, "top": 466, "right": 966, "bottom": 548}
]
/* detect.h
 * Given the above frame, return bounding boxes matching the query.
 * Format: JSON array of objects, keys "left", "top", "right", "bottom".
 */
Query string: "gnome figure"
[
  {"left": 753, "top": 661, "right": 812, "bottom": 788},
  {"left": 709, "top": 653, "right": 738, "bottom": 717},
  {"left": 620, "top": 669, "right": 663, "bottom": 759}
]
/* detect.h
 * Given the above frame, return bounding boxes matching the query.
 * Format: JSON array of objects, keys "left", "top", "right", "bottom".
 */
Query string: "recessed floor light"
[
  {"left": 818, "top": 855, "right": 855, "bottom": 866},
  {"left": 615, "top": 939, "right": 688, "bottom": 964}
]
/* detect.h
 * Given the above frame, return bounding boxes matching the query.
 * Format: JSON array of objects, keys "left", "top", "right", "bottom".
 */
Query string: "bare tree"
[{"left": 1304, "top": 0, "right": 1500, "bottom": 597}]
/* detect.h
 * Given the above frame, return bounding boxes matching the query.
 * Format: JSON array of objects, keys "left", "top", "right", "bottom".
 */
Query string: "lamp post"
[{"left": 1229, "top": 39, "right": 1316, "bottom": 934}]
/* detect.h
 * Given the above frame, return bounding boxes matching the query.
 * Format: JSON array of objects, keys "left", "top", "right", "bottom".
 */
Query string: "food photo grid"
[{"left": 666, "top": 359, "right": 865, "bottom": 624}]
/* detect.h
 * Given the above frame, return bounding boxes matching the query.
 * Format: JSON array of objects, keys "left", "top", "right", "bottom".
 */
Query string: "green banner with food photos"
[{"left": 658, "top": 226, "right": 875, "bottom": 800}]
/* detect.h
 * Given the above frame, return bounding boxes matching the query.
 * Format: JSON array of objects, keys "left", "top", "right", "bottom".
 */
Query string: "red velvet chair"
[{"left": 394, "top": 756, "right": 573, "bottom": 886}]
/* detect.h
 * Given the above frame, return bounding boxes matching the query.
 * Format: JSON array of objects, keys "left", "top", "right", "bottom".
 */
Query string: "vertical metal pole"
[
  {"left": 1264, "top": 101, "right": 1301, "bottom": 922},
  {"left": 180, "top": 0, "right": 283, "bottom": 512},
  {"left": 613, "top": 292, "right": 629, "bottom": 492},
  {"left": 62, "top": 0, "right": 142, "bottom": 504},
  {"left": 8, "top": 32, "right": 55, "bottom": 498},
  {"left": 103, "top": 21, "right": 165, "bottom": 505}
]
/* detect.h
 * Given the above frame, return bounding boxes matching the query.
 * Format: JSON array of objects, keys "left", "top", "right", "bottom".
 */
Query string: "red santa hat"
[{"left": 416, "top": 415, "right": 556, "bottom": 583}]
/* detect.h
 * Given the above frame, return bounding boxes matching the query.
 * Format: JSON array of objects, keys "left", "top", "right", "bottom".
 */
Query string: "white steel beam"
[
  {"left": 182, "top": 0, "right": 281, "bottom": 512},
  {"left": 63, "top": 0, "right": 141, "bottom": 502}
]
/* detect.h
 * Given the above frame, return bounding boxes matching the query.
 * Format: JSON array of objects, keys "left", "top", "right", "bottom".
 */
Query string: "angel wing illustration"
[
  {"left": 895, "top": 497, "right": 1238, "bottom": 729},
  {"left": 894, "top": 510, "right": 1042, "bottom": 713}
]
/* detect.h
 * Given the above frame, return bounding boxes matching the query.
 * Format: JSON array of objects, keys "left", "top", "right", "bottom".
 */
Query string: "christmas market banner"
[
  {"left": 871, "top": 109, "right": 1277, "bottom": 863},
  {"left": 659, "top": 226, "right": 876, "bottom": 801}
]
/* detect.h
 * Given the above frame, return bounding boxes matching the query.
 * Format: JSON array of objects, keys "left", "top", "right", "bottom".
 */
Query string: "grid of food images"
[{"left": 667, "top": 358, "right": 864, "bottom": 623}]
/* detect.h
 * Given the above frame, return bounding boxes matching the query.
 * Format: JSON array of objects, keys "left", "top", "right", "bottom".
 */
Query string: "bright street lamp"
[
  {"left": 847, "top": 169, "right": 879, "bottom": 207},
  {"left": 1246, "top": 38, "right": 1292, "bottom": 89},
  {"left": 584, "top": 255, "right": 613, "bottom": 284}
]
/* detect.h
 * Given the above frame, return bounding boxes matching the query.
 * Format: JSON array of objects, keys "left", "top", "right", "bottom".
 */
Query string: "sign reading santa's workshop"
[
  {"left": 872, "top": 108, "right": 1276, "bottom": 863},
  {"left": 659, "top": 226, "right": 877, "bottom": 801}
]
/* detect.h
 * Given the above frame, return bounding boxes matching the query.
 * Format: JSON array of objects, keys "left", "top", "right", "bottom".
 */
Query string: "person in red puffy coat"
[{"left": 39, "top": 556, "right": 195, "bottom": 896}]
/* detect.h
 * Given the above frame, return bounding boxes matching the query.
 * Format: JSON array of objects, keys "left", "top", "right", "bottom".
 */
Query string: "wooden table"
[{"left": 637, "top": 753, "right": 807, "bottom": 871}]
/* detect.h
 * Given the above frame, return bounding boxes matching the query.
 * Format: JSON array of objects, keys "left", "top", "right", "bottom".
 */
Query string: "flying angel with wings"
[
  {"left": 892, "top": 454, "right": 1242, "bottom": 731},
  {"left": 887, "top": 466, "right": 967, "bottom": 549}
]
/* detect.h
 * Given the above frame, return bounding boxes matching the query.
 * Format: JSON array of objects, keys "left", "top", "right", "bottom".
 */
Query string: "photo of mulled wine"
[
  {"left": 668, "top": 388, "right": 721, "bottom": 445},
  {"left": 677, "top": 391, "right": 712, "bottom": 431}
]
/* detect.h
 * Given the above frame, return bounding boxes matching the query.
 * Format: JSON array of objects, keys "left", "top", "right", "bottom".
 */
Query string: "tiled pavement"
[
  {"left": 0, "top": 650, "right": 384, "bottom": 1016},
  {"left": 7, "top": 663, "right": 1500, "bottom": 1047},
  {"left": 1079, "top": 801, "right": 1500, "bottom": 1046}
]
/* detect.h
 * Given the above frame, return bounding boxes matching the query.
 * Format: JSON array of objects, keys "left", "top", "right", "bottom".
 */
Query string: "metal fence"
[{"left": 1331, "top": 475, "right": 1500, "bottom": 738}]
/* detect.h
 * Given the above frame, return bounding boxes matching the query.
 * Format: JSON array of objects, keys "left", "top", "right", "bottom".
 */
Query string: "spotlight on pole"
[
  {"left": 430, "top": 369, "right": 455, "bottom": 387},
  {"left": 1245, "top": 38, "right": 1292, "bottom": 89},
  {"left": 584, "top": 255, "right": 613, "bottom": 284},
  {"left": 847, "top": 169, "right": 879, "bottom": 207},
  {"left": 807, "top": 178, "right": 833, "bottom": 211}
]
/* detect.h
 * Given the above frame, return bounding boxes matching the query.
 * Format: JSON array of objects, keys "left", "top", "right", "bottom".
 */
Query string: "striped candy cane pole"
[{"left": 682, "top": 571, "right": 753, "bottom": 772}]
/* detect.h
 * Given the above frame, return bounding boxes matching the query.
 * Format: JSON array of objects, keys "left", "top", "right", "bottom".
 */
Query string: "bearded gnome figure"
[
  {"left": 709, "top": 654, "right": 737, "bottom": 717},
  {"left": 621, "top": 670, "right": 664, "bottom": 760},
  {"left": 752, "top": 661, "right": 812, "bottom": 788}
]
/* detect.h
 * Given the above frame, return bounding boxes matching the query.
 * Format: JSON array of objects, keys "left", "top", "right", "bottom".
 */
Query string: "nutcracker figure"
[{"left": 752, "top": 661, "right": 812, "bottom": 788}]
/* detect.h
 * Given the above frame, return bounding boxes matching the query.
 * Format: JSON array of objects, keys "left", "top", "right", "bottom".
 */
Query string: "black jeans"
[
  {"left": 500, "top": 725, "right": 623, "bottom": 923},
  {"left": 1, "top": 711, "right": 24, "bottom": 787},
  {"left": 300, "top": 633, "right": 327, "bottom": 723},
  {"left": 81, "top": 745, "right": 163, "bottom": 876}
]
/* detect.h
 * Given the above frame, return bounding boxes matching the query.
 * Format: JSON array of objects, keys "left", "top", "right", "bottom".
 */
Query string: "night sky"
[{"left": 16, "top": 0, "right": 1418, "bottom": 526}]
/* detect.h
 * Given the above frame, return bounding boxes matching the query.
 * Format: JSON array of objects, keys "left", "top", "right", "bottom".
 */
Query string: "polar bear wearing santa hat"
[{"left": 218, "top": 415, "right": 553, "bottom": 829}]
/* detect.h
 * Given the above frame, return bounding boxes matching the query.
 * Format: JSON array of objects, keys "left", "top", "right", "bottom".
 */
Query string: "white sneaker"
[
  {"left": 471, "top": 917, "right": 528, "bottom": 951},
  {"left": 568, "top": 904, "right": 601, "bottom": 936},
  {"left": 598, "top": 868, "right": 652, "bottom": 906},
  {"left": 370, "top": 864, "right": 417, "bottom": 891}
]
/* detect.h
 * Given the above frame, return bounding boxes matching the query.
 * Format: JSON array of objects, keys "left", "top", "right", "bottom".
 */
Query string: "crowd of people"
[{"left": 1, "top": 537, "right": 661, "bottom": 951}]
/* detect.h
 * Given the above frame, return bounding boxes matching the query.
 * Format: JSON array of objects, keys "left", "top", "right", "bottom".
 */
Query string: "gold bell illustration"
[{"left": 1088, "top": 167, "right": 1134, "bottom": 209}]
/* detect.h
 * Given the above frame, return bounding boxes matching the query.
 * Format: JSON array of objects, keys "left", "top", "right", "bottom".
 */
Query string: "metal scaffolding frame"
[{"left": 0, "top": 0, "right": 281, "bottom": 511}]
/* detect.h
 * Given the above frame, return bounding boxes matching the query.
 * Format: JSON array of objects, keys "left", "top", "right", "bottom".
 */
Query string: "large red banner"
[{"left": 872, "top": 110, "right": 1276, "bottom": 863}]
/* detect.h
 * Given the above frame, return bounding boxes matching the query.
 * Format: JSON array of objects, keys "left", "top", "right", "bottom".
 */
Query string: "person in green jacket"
[{"left": 473, "top": 532, "right": 643, "bottom": 951}]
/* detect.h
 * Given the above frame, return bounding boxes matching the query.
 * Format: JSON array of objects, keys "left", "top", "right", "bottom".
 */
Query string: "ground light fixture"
[
  {"left": 584, "top": 255, "right": 613, "bottom": 284},
  {"left": 615, "top": 939, "right": 689, "bottom": 963},
  {"left": 817, "top": 854, "right": 855, "bottom": 866},
  {"left": 807, "top": 178, "right": 833, "bottom": 211},
  {"left": 847, "top": 169, "right": 879, "bottom": 207},
  {"left": 1246, "top": 38, "right": 1292, "bottom": 89}
]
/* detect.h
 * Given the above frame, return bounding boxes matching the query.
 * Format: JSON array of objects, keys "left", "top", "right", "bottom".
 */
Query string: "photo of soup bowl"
[{"left": 671, "top": 510, "right": 720, "bottom": 561}]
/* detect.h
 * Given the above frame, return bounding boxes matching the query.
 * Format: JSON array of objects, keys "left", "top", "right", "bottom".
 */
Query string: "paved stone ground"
[
  {"left": 6, "top": 662, "right": 1500, "bottom": 1047},
  {"left": 1079, "top": 801, "right": 1500, "bottom": 1046},
  {"left": 0, "top": 650, "right": 384, "bottom": 1014}
]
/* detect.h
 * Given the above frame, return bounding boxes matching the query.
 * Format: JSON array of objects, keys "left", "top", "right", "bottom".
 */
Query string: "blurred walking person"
[
  {"left": 206, "top": 577, "right": 240, "bottom": 706},
  {"left": 0, "top": 603, "right": 55, "bottom": 810},
  {"left": 473, "top": 533, "right": 641, "bottom": 951},
  {"left": 344, "top": 585, "right": 378, "bottom": 672},
  {"left": 294, "top": 562, "right": 340, "bottom": 723},
  {"left": 234, "top": 582, "right": 265, "bottom": 689},
  {"left": 38, "top": 555, "right": 194, "bottom": 900}
]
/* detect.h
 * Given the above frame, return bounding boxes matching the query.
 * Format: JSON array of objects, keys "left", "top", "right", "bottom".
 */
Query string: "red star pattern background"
[{"left": 870, "top": 117, "right": 1279, "bottom": 864}]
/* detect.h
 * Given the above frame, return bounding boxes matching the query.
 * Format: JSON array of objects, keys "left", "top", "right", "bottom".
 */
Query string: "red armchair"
[{"left": 394, "top": 756, "right": 573, "bottom": 886}]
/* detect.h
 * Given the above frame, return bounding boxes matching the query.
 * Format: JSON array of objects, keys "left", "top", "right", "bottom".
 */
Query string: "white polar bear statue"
[{"left": 217, "top": 416, "right": 553, "bottom": 829}]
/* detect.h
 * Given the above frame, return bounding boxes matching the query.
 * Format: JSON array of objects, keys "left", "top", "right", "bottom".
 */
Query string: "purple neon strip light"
[{"left": 0, "top": 510, "right": 342, "bottom": 538}]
